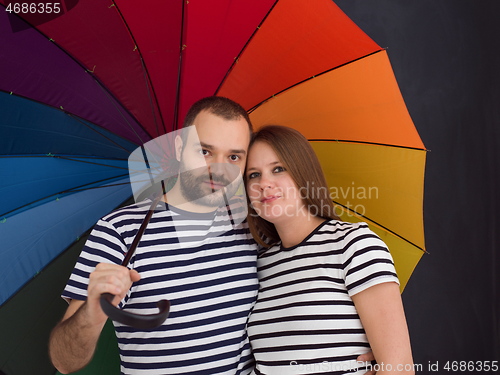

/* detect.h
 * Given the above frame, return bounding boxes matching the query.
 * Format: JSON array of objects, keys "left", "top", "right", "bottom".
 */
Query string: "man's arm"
[
  {"left": 49, "top": 263, "right": 140, "bottom": 374},
  {"left": 49, "top": 299, "right": 106, "bottom": 374}
]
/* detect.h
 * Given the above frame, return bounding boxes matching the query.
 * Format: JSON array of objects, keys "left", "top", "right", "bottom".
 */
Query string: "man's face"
[{"left": 177, "top": 110, "right": 251, "bottom": 207}]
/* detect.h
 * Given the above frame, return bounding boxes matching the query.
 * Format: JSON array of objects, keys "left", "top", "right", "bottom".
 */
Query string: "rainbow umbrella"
[{"left": 0, "top": 0, "right": 425, "bottom": 373}]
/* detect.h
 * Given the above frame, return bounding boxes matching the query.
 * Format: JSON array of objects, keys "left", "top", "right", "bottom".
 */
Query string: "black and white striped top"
[
  {"left": 63, "top": 200, "right": 259, "bottom": 375},
  {"left": 247, "top": 220, "right": 399, "bottom": 375}
]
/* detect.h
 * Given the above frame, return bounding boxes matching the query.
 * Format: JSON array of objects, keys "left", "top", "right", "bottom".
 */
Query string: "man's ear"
[{"left": 174, "top": 135, "right": 183, "bottom": 162}]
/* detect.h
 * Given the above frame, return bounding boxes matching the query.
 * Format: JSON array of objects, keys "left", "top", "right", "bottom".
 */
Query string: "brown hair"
[
  {"left": 182, "top": 96, "right": 253, "bottom": 133},
  {"left": 246, "top": 125, "right": 340, "bottom": 247}
]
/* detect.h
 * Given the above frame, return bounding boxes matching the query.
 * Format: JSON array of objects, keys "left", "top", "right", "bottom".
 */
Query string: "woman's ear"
[{"left": 174, "top": 135, "right": 183, "bottom": 162}]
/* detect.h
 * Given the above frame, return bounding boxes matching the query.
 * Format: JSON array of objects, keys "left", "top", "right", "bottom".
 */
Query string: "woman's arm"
[{"left": 351, "top": 282, "right": 415, "bottom": 375}]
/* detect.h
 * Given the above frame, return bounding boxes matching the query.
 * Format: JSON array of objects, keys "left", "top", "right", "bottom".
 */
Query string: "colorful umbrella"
[{"left": 0, "top": 0, "right": 425, "bottom": 373}]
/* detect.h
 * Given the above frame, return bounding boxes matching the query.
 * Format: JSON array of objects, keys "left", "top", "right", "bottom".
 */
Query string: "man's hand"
[
  {"left": 357, "top": 350, "right": 376, "bottom": 375},
  {"left": 49, "top": 263, "right": 140, "bottom": 374},
  {"left": 86, "top": 263, "right": 141, "bottom": 324}
]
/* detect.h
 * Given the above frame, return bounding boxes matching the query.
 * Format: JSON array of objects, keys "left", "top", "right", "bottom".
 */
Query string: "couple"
[{"left": 50, "top": 97, "right": 414, "bottom": 375}]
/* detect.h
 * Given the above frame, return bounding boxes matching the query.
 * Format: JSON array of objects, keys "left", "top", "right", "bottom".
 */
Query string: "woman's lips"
[{"left": 261, "top": 195, "right": 279, "bottom": 203}]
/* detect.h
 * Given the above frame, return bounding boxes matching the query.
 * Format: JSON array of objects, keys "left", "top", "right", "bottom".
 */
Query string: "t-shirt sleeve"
[
  {"left": 341, "top": 223, "right": 399, "bottom": 297},
  {"left": 62, "top": 218, "right": 127, "bottom": 301}
]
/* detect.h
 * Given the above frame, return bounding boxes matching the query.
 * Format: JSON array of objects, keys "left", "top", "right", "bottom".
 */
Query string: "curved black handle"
[
  {"left": 99, "top": 193, "right": 170, "bottom": 329},
  {"left": 100, "top": 293, "right": 170, "bottom": 329}
]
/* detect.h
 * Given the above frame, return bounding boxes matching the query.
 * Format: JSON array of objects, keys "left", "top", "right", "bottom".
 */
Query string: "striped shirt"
[
  {"left": 63, "top": 200, "right": 259, "bottom": 375},
  {"left": 247, "top": 220, "right": 399, "bottom": 375}
]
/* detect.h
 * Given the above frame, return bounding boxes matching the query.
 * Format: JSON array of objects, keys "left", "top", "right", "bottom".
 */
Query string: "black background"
[{"left": 335, "top": 1, "right": 500, "bottom": 373}]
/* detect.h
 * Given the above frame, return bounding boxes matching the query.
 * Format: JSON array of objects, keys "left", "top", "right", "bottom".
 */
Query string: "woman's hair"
[{"left": 245, "top": 125, "right": 340, "bottom": 247}]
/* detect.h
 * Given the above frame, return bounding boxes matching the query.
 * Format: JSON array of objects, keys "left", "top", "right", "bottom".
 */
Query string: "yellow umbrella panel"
[{"left": 249, "top": 50, "right": 426, "bottom": 291}]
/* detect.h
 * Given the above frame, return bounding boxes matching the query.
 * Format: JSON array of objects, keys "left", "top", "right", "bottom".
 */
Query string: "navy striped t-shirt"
[{"left": 63, "top": 200, "right": 259, "bottom": 375}]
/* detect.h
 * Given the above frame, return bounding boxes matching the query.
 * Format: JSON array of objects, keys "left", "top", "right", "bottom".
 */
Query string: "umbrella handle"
[
  {"left": 99, "top": 292, "right": 170, "bottom": 329},
  {"left": 99, "top": 192, "right": 170, "bottom": 329}
]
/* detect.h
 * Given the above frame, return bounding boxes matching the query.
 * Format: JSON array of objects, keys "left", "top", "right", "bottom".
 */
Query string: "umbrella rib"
[
  {"left": 0, "top": 174, "right": 130, "bottom": 218},
  {"left": 333, "top": 200, "right": 427, "bottom": 253},
  {"left": 52, "top": 155, "right": 129, "bottom": 170},
  {"left": 112, "top": 1, "right": 167, "bottom": 136},
  {"left": 308, "top": 139, "right": 428, "bottom": 152},
  {"left": 90, "top": 79, "right": 151, "bottom": 146},
  {"left": 57, "top": 181, "right": 131, "bottom": 194},
  {"left": 65, "top": 112, "right": 138, "bottom": 153},
  {"left": 214, "top": 0, "right": 280, "bottom": 95},
  {"left": 172, "top": 0, "right": 187, "bottom": 131},
  {"left": 0, "top": 154, "right": 126, "bottom": 163},
  {"left": 246, "top": 49, "right": 386, "bottom": 113}
]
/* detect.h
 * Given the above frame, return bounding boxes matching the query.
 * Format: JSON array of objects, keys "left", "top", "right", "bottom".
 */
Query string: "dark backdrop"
[{"left": 335, "top": 0, "right": 500, "bottom": 373}]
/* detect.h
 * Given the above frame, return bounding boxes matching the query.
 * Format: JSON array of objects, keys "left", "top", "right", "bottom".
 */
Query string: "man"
[{"left": 49, "top": 96, "right": 374, "bottom": 374}]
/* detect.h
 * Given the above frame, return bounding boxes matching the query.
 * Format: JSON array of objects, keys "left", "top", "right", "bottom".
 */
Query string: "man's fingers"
[
  {"left": 88, "top": 264, "right": 138, "bottom": 301},
  {"left": 88, "top": 278, "right": 123, "bottom": 302},
  {"left": 357, "top": 351, "right": 375, "bottom": 362},
  {"left": 130, "top": 269, "right": 141, "bottom": 282},
  {"left": 356, "top": 351, "right": 376, "bottom": 375}
]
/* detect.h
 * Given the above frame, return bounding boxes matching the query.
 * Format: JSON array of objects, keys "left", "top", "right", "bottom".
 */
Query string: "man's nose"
[
  {"left": 208, "top": 162, "right": 239, "bottom": 181},
  {"left": 205, "top": 152, "right": 226, "bottom": 166}
]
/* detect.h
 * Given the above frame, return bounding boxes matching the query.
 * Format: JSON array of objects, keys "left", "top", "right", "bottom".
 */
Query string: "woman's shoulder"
[
  {"left": 312, "top": 220, "right": 386, "bottom": 252},
  {"left": 319, "top": 219, "right": 372, "bottom": 236}
]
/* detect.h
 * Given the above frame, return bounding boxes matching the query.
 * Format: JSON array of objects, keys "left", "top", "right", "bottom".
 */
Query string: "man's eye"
[
  {"left": 229, "top": 155, "right": 240, "bottom": 162},
  {"left": 200, "top": 149, "right": 209, "bottom": 156},
  {"left": 273, "top": 166, "right": 286, "bottom": 173}
]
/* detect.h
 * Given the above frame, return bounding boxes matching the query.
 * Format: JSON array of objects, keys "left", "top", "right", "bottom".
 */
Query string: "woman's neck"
[{"left": 274, "top": 212, "right": 325, "bottom": 248}]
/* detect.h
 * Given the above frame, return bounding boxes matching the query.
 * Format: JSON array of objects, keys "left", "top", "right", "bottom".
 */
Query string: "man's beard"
[{"left": 179, "top": 167, "right": 240, "bottom": 208}]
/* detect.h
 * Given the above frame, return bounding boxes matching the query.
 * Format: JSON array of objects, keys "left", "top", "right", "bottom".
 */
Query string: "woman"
[{"left": 245, "top": 125, "right": 414, "bottom": 375}]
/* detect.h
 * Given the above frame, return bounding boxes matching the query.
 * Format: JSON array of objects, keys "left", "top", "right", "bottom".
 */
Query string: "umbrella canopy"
[{"left": 0, "top": 0, "right": 426, "bottom": 373}]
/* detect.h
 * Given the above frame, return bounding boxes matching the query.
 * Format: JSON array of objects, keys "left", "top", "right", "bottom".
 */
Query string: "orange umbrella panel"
[
  {"left": 218, "top": 0, "right": 382, "bottom": 110},
  {"left": 248, "top": 50, "right": 425, "bottom": 150}
]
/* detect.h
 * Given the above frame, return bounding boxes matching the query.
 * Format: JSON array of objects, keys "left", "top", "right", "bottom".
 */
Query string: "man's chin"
[
  {"left": 195, "top": 191, "right": 227, "bottom": 207},
  {"left": 178, "top": 186, "right": 224, "bottom": 207},
  {"left": 183, "top": 181, "right": 240, "bottom": 208}
]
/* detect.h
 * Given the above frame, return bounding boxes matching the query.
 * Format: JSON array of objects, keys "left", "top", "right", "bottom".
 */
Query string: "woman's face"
[{"left": 246, "top": 141, "right": 307, "bottom": 225}]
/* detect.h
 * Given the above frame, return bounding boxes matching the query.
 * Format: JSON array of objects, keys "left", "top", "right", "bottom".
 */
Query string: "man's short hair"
[{"left": 182, "top": 96, "right": 253, "bottom": 133}]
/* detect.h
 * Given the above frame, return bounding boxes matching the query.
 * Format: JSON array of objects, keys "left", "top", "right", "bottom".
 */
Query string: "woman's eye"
[
  {"left": 273, "top": 166, "right": 286, "bottom": 173},
  {"left": 247, "top": 172, "right": 260, "bottom": 179}
]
